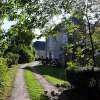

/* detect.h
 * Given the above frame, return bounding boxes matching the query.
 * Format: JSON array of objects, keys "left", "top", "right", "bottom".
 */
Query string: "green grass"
[
  {"left": 24, "top": 69, "right": 49, "bottom": 100},
  {"left": 0, "top": 65, "right": 19, "bottom": 100},
  {"left": 45, "top": 75, "right": 67, "bottom": 85},
  {"left": 36, "top": 65, "right": 70, "bottom": 86}
]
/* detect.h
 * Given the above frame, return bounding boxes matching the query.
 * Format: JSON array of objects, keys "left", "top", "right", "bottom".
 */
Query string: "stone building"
[{"left": 46, "top": 24, "right": 68, "bottom": 67}]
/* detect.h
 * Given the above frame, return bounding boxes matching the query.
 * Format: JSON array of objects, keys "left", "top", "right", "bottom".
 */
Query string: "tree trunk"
[{"left": 86, "top": 15, "right": 96, "bottom": 67}]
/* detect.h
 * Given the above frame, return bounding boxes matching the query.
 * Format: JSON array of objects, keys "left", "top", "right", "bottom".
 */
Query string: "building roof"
[{"left": 33, "top": 41, "right": 45, "bottom": 50}]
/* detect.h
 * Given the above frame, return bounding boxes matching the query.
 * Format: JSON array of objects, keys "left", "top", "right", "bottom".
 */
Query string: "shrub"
[
  {"left": 6, "top": 52, "right": 19, "bottom": 66},
  {"left": 67, "top": 61, "right": 78, "bottom": 71},
  {"left": 0, "top": 58, "right": 7, "bottom": 93},
  {"left": 18, "top": 45, "right": 35, "bottom": 63}
]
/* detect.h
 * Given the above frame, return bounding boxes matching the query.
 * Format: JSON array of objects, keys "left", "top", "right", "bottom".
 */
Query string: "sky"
[{"left": 1, "top": 19, "right": 17, "bottom": 32}]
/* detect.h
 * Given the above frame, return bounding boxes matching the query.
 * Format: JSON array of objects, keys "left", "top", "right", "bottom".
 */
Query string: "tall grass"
[{"left": 0, "top": 65, "right": 19, "bottom": 100}]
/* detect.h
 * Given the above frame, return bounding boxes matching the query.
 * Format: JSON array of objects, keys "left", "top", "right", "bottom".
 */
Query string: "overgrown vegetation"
[
  {"left": 5, "top": 24, "right": 36, "bottom": 63},
  {"left": 0, "top": 58, "right": 8, "bottom": 96},
  {"left": 5, "top": 52, "right": 19, "bottom": 66},
  {"left": 24, "top": 69, "right": 49, "bottom": 100},
  {"left": 0, "top": 63, "right": 19, "bottom": 100},
  {"left": 36, "top": 65, "right": 70, "bottom": 86}
]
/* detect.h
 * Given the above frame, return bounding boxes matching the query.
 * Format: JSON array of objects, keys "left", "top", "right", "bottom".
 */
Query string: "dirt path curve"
[
  {"left": 10, "top": 64, "right": 30, "bottom": 100},
  {"left": 10, "top": 61, "right": 60, "bottom": 100}
]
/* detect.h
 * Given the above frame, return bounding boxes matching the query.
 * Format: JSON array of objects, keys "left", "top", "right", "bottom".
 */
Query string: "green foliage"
[
  {"left": 92, "top": 32, "right": 100, "bottom": 52},
  {"left": 0, "top": 57, "right": 18, "bottom": 99},
  {"left": 0, "top": 57, "right": 7, "bottom": 98},
  {"left": 0, "top": 58, "right": 7, "bottom": 84},
  {"left": 18, "top": 45, "right": 35, "bottom": 63},
  {"left": 65, "top": 20, "right": 80, "bottom": 33},
  {"left": 0, "top": 41, "right": 8, "bottom": 57},
  {"left": 0, "top": 29, "right": 8, "bottom": 57},
  {"left": 5, "top": 52, "right": 19, "bottom": 66},
  {"left": 5, "top": 23, "right": 36, "bottom": 63},
  {"left": 24, "top": 69, "right": 49, "bottom": 100},
  {"left": 67, "top": 61, "right": 77, "bottom": 70},
  {"left": 0, "top": 65, "right": 19, "bottom": 100}
]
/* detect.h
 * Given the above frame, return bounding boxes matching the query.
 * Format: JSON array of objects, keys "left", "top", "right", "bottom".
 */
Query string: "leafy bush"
[
  {"left": 0, "top": 58, "right": 7, "bottom": 94},
  {"left": 6, "top": 52, "right": 19, "bottom": 66},
  {"left": 18, "top": 45, "right": 35, "bottom": 63},
  {"left": 0, "top": 64, "right": 19, "bottom": 100},
  {"left": 67, "top": 61, "right": 78, "bottom": 70},
  {"left": 4, "top": 65, "right": 19, "bottom": 99}
]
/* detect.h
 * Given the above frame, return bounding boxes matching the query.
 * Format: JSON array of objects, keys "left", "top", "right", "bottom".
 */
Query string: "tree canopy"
[{"left": 0, "top": 0, "right": 100, "bottom": 62}]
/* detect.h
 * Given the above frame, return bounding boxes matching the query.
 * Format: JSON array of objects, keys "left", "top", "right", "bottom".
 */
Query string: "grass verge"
[
  {"left": 24, "top": 69, "right": 49, "bottom": 100},
  {"left": 1, "top": 65, "right": 19, "bottom": 100},
  {"left": 36, "top": 65, "right": 70, "bottom": 86}
]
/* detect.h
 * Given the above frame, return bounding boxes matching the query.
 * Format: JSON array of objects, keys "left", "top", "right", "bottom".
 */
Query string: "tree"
[
  {"left": 5, "top": 22, "right": 36, "bottom": 63},
  {"left": 63, "top": 0, "right": 100, "bottom": 68}
]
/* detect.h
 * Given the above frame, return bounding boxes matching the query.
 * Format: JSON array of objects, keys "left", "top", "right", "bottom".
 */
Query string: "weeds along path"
[{"left": 10, "top": 64, "right": 30, "bottom": 100}]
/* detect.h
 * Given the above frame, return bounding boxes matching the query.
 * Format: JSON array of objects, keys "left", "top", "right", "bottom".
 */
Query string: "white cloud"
[
  {"left": 1, "top": 20, "right": 17, "bottom": 32},
  {"left": 33, "top": 28, "right": 46, "bottom": 42}
]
